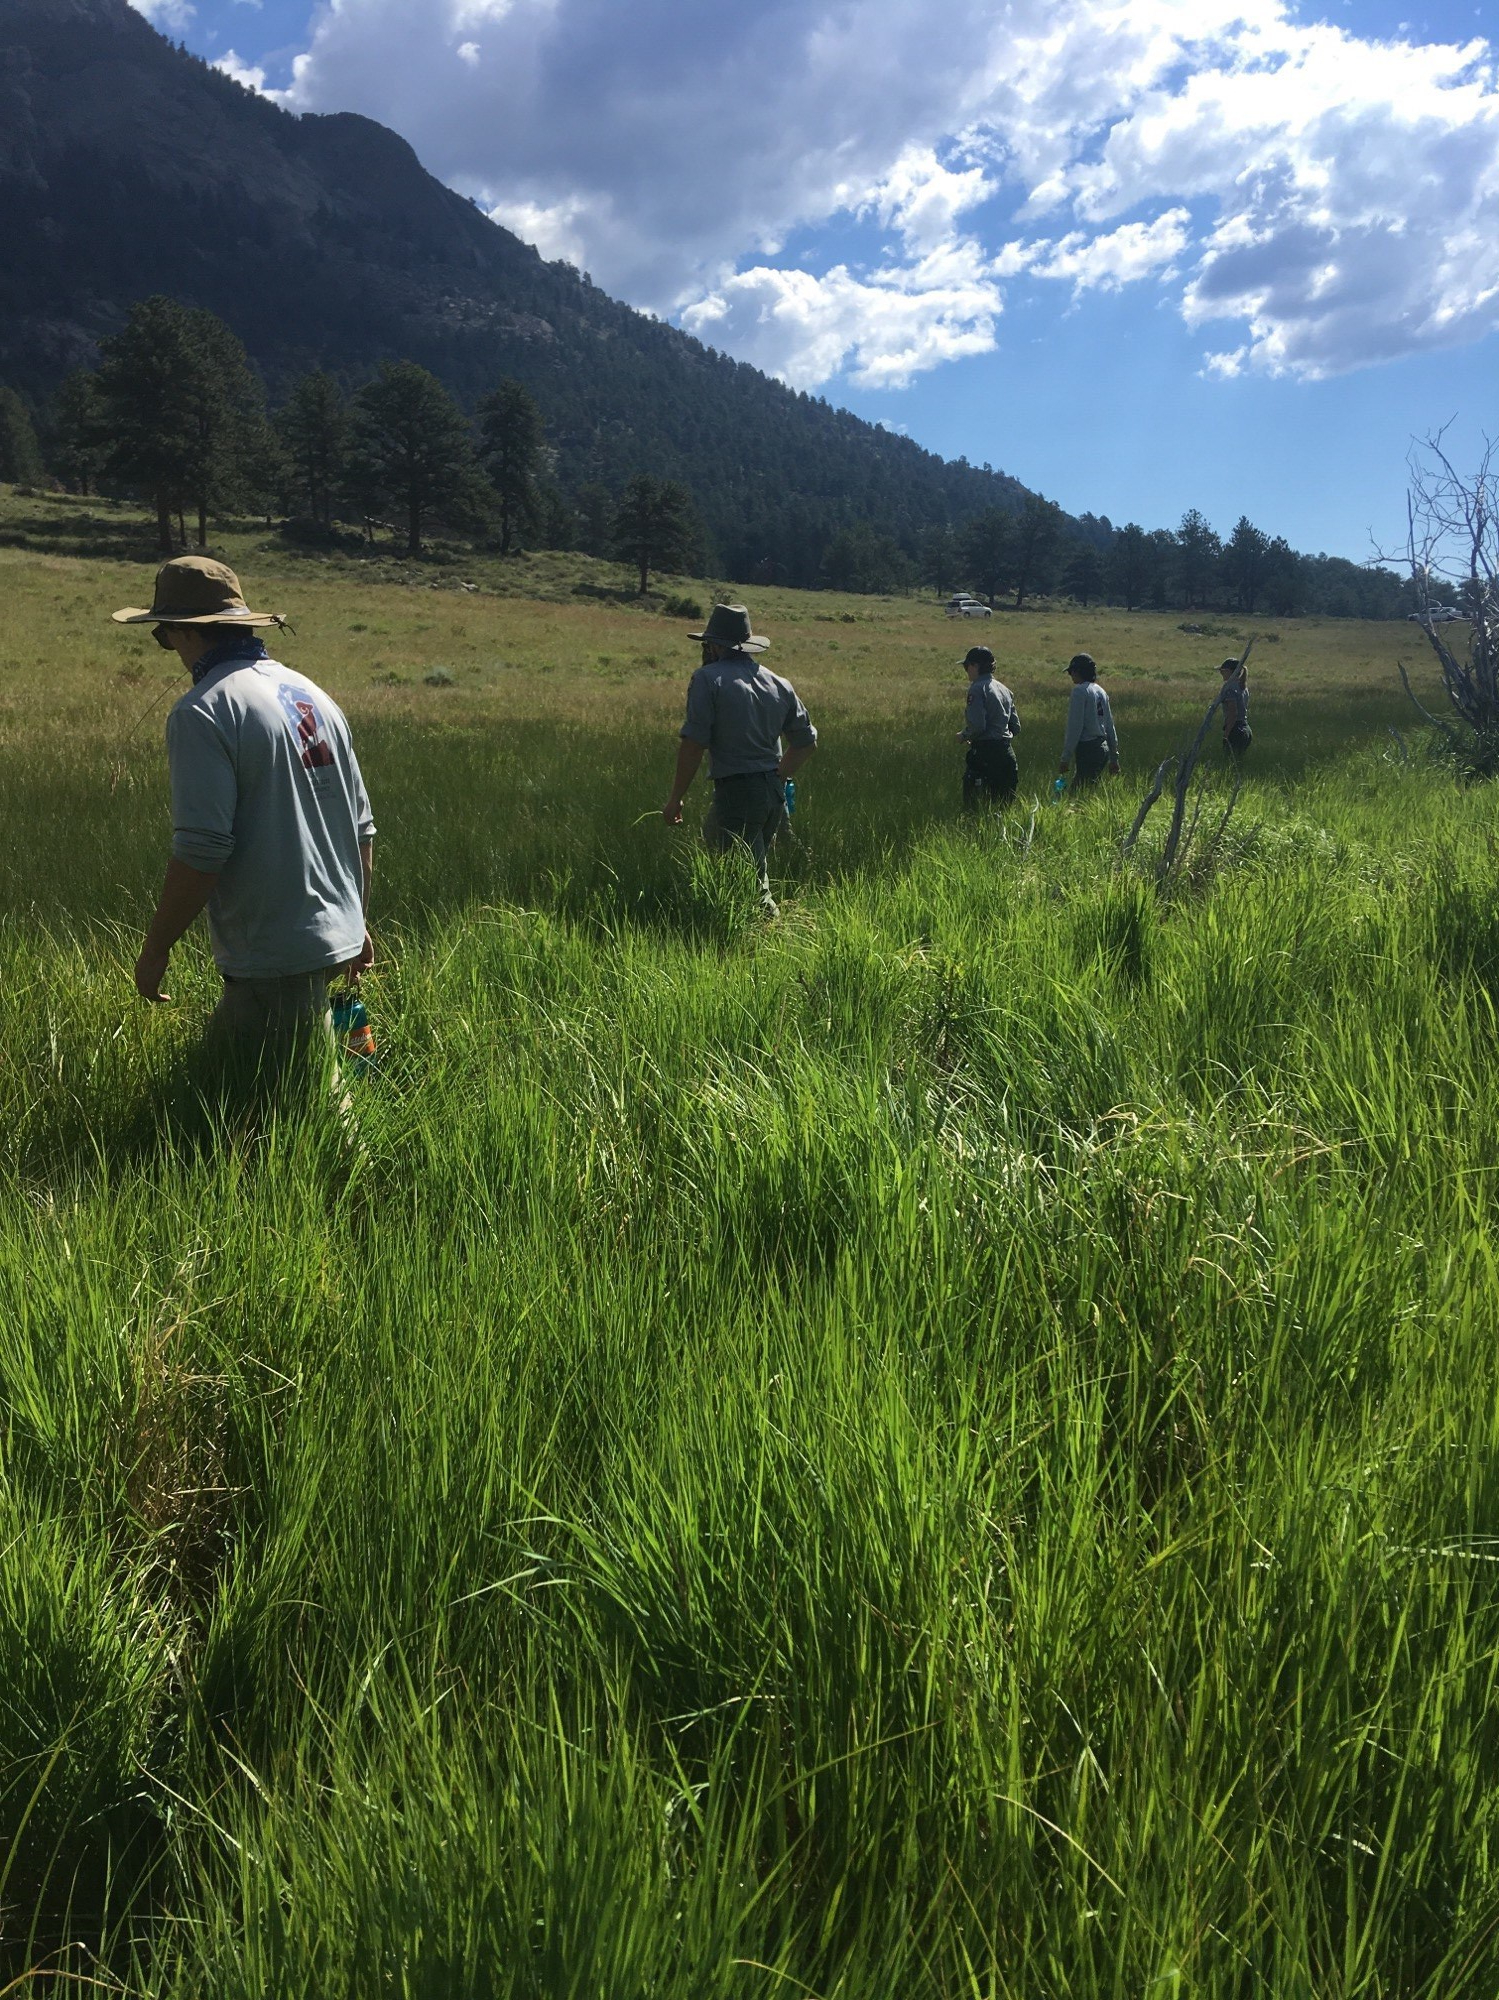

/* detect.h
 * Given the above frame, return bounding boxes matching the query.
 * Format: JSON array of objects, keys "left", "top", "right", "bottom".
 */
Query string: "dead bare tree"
[
  {"left": 1391, "top": 434, "right": 1499, "bottom": 769},
  {"left": 1121, "top": 641, "right": 1251, "bottom": 890}
]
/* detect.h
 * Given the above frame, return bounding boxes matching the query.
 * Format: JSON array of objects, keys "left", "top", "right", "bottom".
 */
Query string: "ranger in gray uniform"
[
  {"left": 956, "top": 644, "right": 1020, "bottom": 807},
  {"left": 1059, "top": 652, "right": 1120, "bottom": 789},
  {"left": 1218, "top": 656, "right": 1251, "bottom": 757},
  {"left": 663, "top": 603, "right": 817, "bottom": 914},
  {"left": 114, "top": 556, "right": 374, "bottom": 1071}
]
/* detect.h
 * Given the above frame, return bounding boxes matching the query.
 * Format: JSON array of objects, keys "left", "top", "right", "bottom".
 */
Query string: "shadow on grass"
[{"left": 0, "top": 505, "right": 165, "bottom": 563}]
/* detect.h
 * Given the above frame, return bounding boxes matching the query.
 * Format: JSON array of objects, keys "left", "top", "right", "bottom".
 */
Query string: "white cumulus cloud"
[
  {"left": 130, "top": 0, "right": 195, "bottom": 28},
  {"left": 213, "top": 48, "right": 269, "bottom": 92},
  {"left": 682, "top": 257, "right": 1002, "bottom": 390},
  {"left": 270, "top": 0, "right": 1499, "bottom": 387}
]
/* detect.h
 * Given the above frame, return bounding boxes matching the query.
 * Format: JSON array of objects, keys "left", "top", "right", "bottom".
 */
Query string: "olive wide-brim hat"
[
  {"left": 689, "top": 603, "right": 769, "bottom": 652},
  {"left": 112, "top": 556, "right": 282, "bottom": 628}
]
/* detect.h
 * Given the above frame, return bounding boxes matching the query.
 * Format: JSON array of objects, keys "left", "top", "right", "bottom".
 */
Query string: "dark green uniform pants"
[
  {"left": 704, "top": 771, "right": 787, "bottom": 910},
  {"left": 964, "top": 739, "right": 1018, "bottom": 809},
  {"left": 1074, "top": 739, "right": 1110, "bottom": 788}
]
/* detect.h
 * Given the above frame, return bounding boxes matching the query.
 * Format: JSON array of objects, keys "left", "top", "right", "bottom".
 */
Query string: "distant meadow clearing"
[{"left": 5, "top": 501, "right": 1499, "bottom": 1996}]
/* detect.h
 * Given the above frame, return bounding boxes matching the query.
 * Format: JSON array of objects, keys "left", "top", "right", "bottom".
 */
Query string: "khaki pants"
[{"left": 206, "top": 971, "right": 338, "bottom": 1099}]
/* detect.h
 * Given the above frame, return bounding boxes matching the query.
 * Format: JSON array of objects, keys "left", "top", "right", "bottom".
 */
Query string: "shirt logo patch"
[{"left": 276, "top": 683, "right": 335, "bottom": 770}]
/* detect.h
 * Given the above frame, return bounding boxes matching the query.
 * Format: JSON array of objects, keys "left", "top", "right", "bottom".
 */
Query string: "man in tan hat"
[
  {"left": 663, "top": 603, "right": 817, "bottom": 914},
  {"left": 114, "top": 556, "right": 375, "bottom": 1068}
]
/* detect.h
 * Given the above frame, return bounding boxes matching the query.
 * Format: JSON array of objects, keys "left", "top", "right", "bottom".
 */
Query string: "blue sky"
[{"left": 145, "top": 0, "right": 1499, "bottom": 561}]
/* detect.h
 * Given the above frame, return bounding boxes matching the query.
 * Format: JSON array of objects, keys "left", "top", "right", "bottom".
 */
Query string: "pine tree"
[
  {"left": 180, "top": 308, "right": 271, "bottom": 546},
  {"left": 279, "top": 371, "right": 349, "bottom": 526},
  {"left": 0, "top": 387, "right": 45, "bottom": 486},
  {"left": 96, "top": 297, "right": 268, "bottom": 551},
  {"left": 1223, "top": 515, "right": 1270, "bottom": 613},
  {"left": 1011, "top": 494, "right": 1062, "bottom": 610},
  {"left": 917, "top": 523, "right": 957, "bottom": 596},
  {"left": 1175, "top": 508, "right": 1222, "bottom": 610},
  {"left": 50, "top": 370, "right": 109, "bottom": 495},
  {"left": 477, "top": 377, "right": 544, "bottom": 554},
  {"left": 1107, "top": 523, "right": 1148, "bottom": 610},
  {"left": 819, "top": 523, "right": 914, "bottom": 595},
  {"left": 534, "top": 483, "right": 576, "bottom": 550},
  {"left": 97, "top": 296, "right": 203, "bottom": 551},
  {"left": 348, "top": 362, "right": 479, "bottom": 556},
  {"left": 613, "top": 475, "right": 703, "bottom": 595},
  {"left": 1061, "top": 541, "right": 1103, "bottom": 606},
  {"left": 960, "top": 508, "right": 1012, "bottom": 606},
  {"left": 575, "top": 482, "right": 614, "bottom": 557}
]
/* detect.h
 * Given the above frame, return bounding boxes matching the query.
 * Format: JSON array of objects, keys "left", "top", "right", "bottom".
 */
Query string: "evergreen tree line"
[
  {"left": 825, "top": 501, "right": 1420, "bottom": 620},
  {"left": 0, "top": 295, "right": 1415, "bottom": 617},
  {"left": 2, "top": 296, "right": 703, "bottom": 593}
]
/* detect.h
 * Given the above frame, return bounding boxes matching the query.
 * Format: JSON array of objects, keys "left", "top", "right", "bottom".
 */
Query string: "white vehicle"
[
  {"left": 946, "top": 594, "right": 992, "bottom": 618},
  {"left": 1406, "top": 607, "right": 1465, "bottom": 623}
]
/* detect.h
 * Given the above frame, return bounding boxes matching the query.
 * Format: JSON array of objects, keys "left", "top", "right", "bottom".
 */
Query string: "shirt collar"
[{"left": 191, "top": 633, "right": 269, "bottom": 686}]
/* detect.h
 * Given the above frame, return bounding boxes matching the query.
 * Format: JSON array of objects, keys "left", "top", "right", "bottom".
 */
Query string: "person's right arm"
[
  {"left": 1059, "top": 683, "right": 1086, "bottom": 770},
  {"left": 137, "top": 706, "right": 236, "bottom": 1001},
  {"left": 665, "top": 670, "right": 713, "bottom": 822},
  {"left": 136, "top": 858, "right": 218, "bottom": 1001}
]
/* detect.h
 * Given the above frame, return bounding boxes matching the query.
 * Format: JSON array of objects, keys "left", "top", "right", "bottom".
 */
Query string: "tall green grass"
[{"left": 6, "top": 730, "right": 1499, "bottom": 1995}]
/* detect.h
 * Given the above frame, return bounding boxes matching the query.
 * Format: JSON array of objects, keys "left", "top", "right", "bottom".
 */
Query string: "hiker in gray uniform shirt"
[
  {"left": 1218, "top": 655, "right": 1251, "bottom": 757},
  {"left": 114, "top": 556, "right": 374, "bottom": 1071},
  {"left": 1058, "top": 652, "right": 1120, "bottom": 789},
  {"left": 956, "top": 644, "right": 1021, "bottom": 808},
  {"left": 663, "top": 602, "right": 818, "bottom": 915}
]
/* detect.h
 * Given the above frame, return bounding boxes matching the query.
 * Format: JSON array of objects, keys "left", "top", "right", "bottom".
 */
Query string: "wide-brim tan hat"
[
  {"left": 689, "top": 602, "right": 770, "bottom": 652},
  {"left": 112, "top": 555, "right": 282, "bottom": 627}
]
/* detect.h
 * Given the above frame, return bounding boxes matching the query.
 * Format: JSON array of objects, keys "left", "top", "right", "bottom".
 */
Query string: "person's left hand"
[
  {"left": 955, "top": 730, "right": 966, "bottom": 740},
  {"left": 662, "top": 797, "right": 685, "bottom": 825},
  {"left": 344, "top": 929, "right": 375, "bottom": 980},
  {"left": 134, "top": 945, "right": 171, "bottom": 1003}
]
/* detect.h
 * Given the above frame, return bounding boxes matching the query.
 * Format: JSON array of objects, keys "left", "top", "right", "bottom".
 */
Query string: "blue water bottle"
[
  {"left": 784, "top": 779, "right": 797, "bottom": 816},
  {"left": 331, "top": 988, "right": 377, "bottom": 1077},
  {"left": 1053, "top": 776, "right": 1068, "bottom": 798}
]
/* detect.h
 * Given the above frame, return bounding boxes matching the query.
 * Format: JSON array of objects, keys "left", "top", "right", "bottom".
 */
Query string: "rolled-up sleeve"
[
  {"left": 167, "top": 704, "right": 237, "bottom": 870},
  {"left": 351, "top": 747, "right": 376, "bottom": 842},
  {"left": 680, "top": 669, "right": 714, "bottom": 746},
  {"left": 783, "top": 686, "right": 817, "bottom": 749}
]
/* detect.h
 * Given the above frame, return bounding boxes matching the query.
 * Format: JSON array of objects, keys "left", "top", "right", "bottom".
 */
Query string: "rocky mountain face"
[{"left": 0, "top": 0, "right": 1042, "bottom": 578}]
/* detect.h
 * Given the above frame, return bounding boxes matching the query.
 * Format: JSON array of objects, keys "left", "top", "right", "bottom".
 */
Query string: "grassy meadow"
[{"left": 5, "top": 488, "right": 1499, "bottom": 1996}]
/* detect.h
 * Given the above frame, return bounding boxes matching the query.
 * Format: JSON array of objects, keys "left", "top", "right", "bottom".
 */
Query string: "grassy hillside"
[{"left": 5, "top": 511, "right": 1497, "bottom": 1996}]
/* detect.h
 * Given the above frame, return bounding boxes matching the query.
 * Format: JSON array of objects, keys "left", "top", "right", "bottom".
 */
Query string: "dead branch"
[{"left": 1122, "top": 757, "right": 1174, "bottom": 856}]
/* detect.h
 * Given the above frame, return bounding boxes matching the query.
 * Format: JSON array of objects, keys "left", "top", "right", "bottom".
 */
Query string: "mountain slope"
[{"left": 0, "top": 0, "right": 1059, "bottom": 580}]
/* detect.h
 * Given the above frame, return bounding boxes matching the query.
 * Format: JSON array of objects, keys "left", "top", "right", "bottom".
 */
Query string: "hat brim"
[
  {"left": 688, "top": 631, "right": 770, "bottom": 651},
  {"left": 111, "top": 606, "right": 281, "bottom": 626}
]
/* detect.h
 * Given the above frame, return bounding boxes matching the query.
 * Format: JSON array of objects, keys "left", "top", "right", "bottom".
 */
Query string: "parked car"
[
  {"left": 1406, "top": 607, "right": 1465, "bottom": 623},
  {"left": 945, "top": 594, "right": 992, "bottom": 618}
]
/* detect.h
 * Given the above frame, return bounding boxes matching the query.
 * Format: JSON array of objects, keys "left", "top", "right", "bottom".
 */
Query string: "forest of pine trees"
[{"left": 0, "top": 294, "right": 1423, "bottom": 618}]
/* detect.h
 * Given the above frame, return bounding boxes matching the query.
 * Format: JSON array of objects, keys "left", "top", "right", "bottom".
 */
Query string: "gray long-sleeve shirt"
[
  {"left": 166, "top": 655, "right": 375, "bottom": 978},
  {"left": 680, "top": 651, "right": 817, "bottom": 779},
  {"left": 1061, "top": 680, "right": 1119, "bottom": 763},
  {"left": 962, "top": 674, "right": 1019, "bottom": 744}
]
